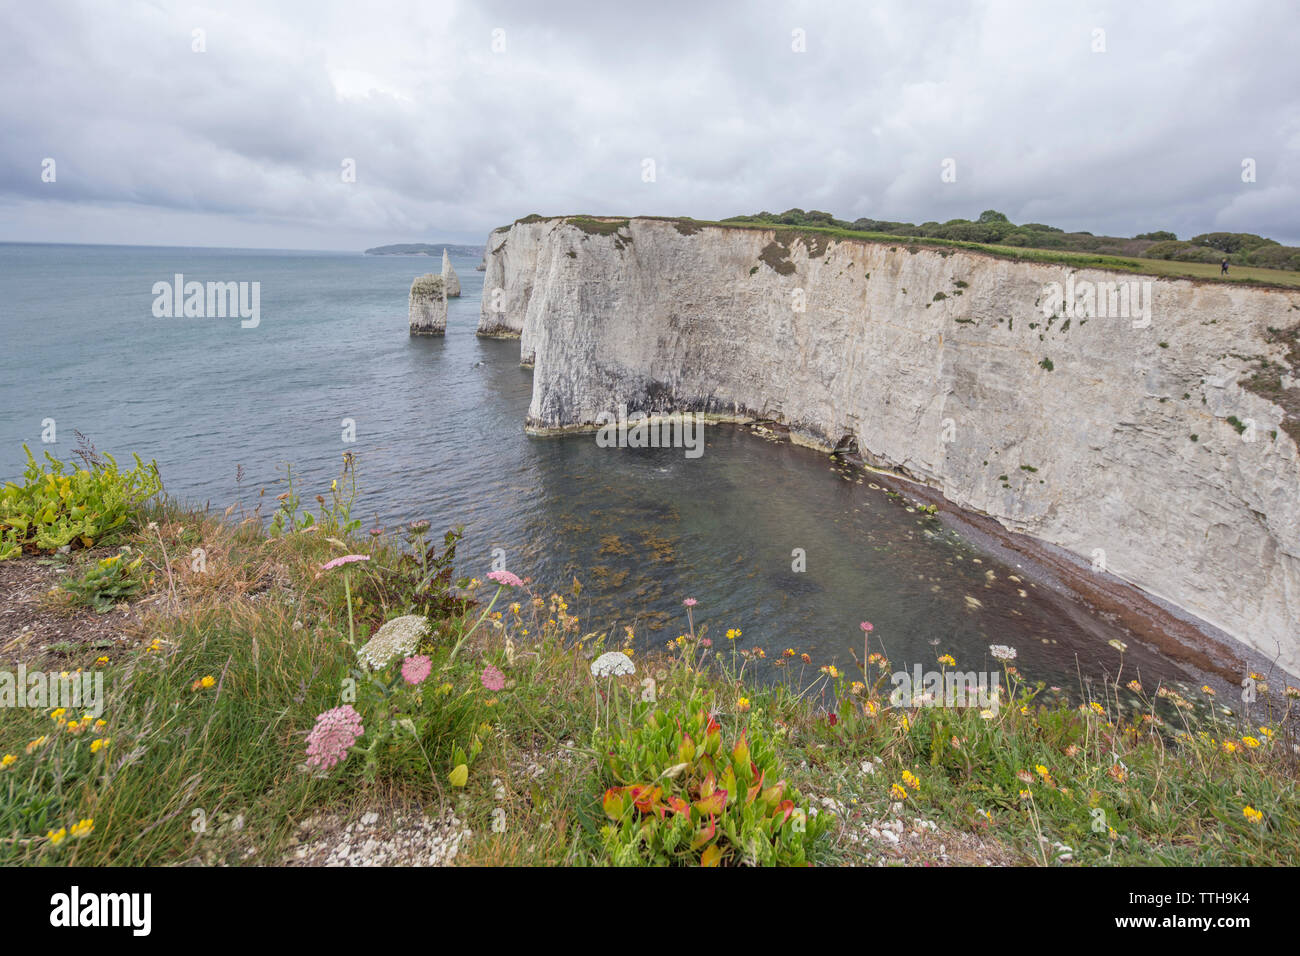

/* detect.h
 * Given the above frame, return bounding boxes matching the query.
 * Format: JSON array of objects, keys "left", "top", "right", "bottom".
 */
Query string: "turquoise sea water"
[{"left": 0, "top": 242, "right": 1196, "bottom": 690}]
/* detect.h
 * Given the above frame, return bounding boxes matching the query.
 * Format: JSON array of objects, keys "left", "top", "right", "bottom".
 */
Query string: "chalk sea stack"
[
  {"left": 409, "top": 273, "right": 446, "bottom": 335},
  {"left": 442, "top": 248, "right": 461, "bottom": 297}
]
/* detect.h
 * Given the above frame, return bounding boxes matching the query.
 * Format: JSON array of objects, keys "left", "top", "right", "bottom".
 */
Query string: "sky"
[{"left": 2, "top": 0, "right": 1298, "bottom": 251}]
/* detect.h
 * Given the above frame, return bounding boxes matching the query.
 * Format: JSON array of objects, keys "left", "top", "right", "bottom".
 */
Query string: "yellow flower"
[
  {"left": 823, "top": 664, "right": 840, "bottom": 678},
  {"left": 1089, "top": 701, "right": 1104, "bottom": 714},
  {"left": 90, "top": 738, "right": 110, "bottom": 753},
  {"left": 850, "top": 681, "right": 865, "bottom": 695},
  {"left": 1200, "top": 684, "right": 1215, "bottom": 696},
  {"left": 1259, "top": 726, "right": 1274, "bottom": 739},
  {"left": 783, "top": 648, "right": 795, "bottom": 657},
  {"left": 70, "top": 818, "right": 94, "bottom": 839},
  {"left": 93, "top": 719, "right": 107, "bottom": 731},
  {"left": 1243, "top": 805, "right": 1263, "bottom": 824},
  {"left": 47, "top": 827, "right": 68, "bottom": 845},
  {"left": 1018, "top": 789, "right": 1032, "bottom": 801},
  {"left": 726, "top": 628, "right": 741, "bottom": 641},
  {"left": 50, "top": 708, "right": 66, "bottom": 721},
  {"left": 0, "top": 754, "right": 16, "bottom": 769},
  {"left": 1242, "top": 736, "right": 1260, "bottom": 748},
  {"left": 937, "top": 654, "right": 956, "bottom": 667},
  {"left": 864, "top": 700, "right": 879, "bottom": 716},
  {"left": 902, "top": 770, "right": 920, "bottom": 790},
  {"left": 890, "top": 783, "right": 907, "bottom": 800},
  {"left": 623, "top": 648, "right": 634, "bottom": 658},
  {"left": 736, "top": 697, "right": 751, "bottom": 713},
  {"left": 1222, "top": 740, "right": 1239, "bottom": 754},
  {"left": 25, "top": 736, "right": 47, "bottom": 754},
  {"left": 1126, "top": 680, "right": 1142, "bottom": 692},
  {"left": 95, "top": 656, "right": 109, "bottom": 665}
]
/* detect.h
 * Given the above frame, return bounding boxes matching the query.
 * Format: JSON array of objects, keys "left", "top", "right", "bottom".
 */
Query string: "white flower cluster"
[
  {"left": 590, "top": 651, "right": 636, "bottom": 678},
  {"left": 357, "top": 615, "right": 429, "bottom": 669},
  {"left": 989, "top": 644, "right": 1017, "bottom": 661}
]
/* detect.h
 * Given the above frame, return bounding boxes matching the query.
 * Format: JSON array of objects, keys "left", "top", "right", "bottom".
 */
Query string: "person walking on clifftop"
[{"left": 1221, "top": 256, "right": 1230, "bottom": 275}]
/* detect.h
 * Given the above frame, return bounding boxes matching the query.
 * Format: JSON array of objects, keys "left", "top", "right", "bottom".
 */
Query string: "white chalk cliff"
[
  {"left": 442, "top": 248, "right": 461, "bottom": 297},
  {"left": 409, "top": 273, "right": 446, "bottom": 335},
  {"left": 478, "top": 216, "right": 1300, "bottom": 673}
]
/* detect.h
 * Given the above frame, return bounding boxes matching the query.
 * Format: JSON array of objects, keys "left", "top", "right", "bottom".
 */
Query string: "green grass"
[
  {"left": 3, "top": 464, "right": 1299, "bottom": 866},
  {"left": 506, "top": 215, "right": 1300, "bottom": 289}
]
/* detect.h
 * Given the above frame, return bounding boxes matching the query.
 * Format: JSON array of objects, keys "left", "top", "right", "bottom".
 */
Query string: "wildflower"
[
  {"left": 1016, "top": 769, "right": 1034, "bottom": 785},
  {"left": 1019, "top": 705, "right": 1030, "bottom": 716},
  {"left": 1065, "top": 744, "right": 1079, "bottom": 758},
  {"left": 590, "top": 652, "right": 634, "bottom": 678},
  {"left": 1018, "top": 790, "right": 1032, "bottom": 801},
  {"left": 828, "top": 712, "right": 838, "bottom": 726},
  {"left": 850, "top": 681, "right": 865, "bottom": 695},
  {"left": 95, "top": 656, "right": 109, "bottom": 665},
  {"left": 800, "top": 653, "right": 811, "bottom": 664},
  {"left": 47, "top": 828, "right": 68, "bottom": 846},
  {"left": 357, "top": 615, "right": 428, "bottom": 669},
  {"left": 1222, "top": 740, "right": 1239, "bottom": 754},
  {"left": 481, "top": 665, "right": 507, "bottom": 691},
  {"left": 1201, "top": 684, "right": 1216, "bottom": 696},
  {"left": 487, "top": 570, "right": 523, "bottom": 588},
  {"left": 509, "top": 602, "right": 521, "bottom": 615},
  {"left": 1243, "top": 806, "right": 1263, "bottom": 825},
  {"left": 1089, "top": 701, "right": 1104, "bottom": 715},
  {"left": 401, "top": 655, "right": 432, "bottom": 685},
  {"left": 623, "top": 648, "right": 634, "bottom": 658},
  {"left": 1259, "top": 726, "right": 1274, "bottom": 739},
  {"left": 0, "top": 754, "right": 15, "bottom": 769},
  {"left": 1285, "top": 686, "right": 1300, "bottom": 700},
  {"left": 408, "top": 519, "right": 430, "bottom": 534},
  {"left": 1126, "top": 680, "right": 1142, "bottom": 693},
  {"left": 860, "top": 621, "right": 874, "bottom": 632},
  {"left": 1106, "top": 763, "right": 1127, "bottom": 782},
  {"left": 989, "top": 645, "right": 1017, "bottom": 661},
  {"left": 736, "top": 697, "right": 751, "bottom": 713},
  {"left": 864, "top": 700, "right": 879, "bottom": 716},
  {"left": 1034, "top": 764, "right": 1050, "bottom": 778},
  {"left": 70, "top": 818, "right": 94, "bottom": 839},
  {"left": 890, "top": 784, "right": 906, "bottom": 800},
  {"left": 755, "top": 648, "right": 766, "bottom": 658},
  {"left": 90, "top": 738, "right": 110, "bottom": 753},
  {"left": 783, "top": 648, "right": 795, "bottom": 657},
  {"left": 1242, "top": 736, "right": 1260, "bottom": 748},
  {"left": 1108, "top": 639, "right": 1128, "bottom": 653},
  {"left": 305, "top": 704, "right": 365, "bottom": 772},
  {"left": 937, "top": 654, "right": 956, "bottom": 667},
  {"left": 902, "top": 770, "right": 920, "bottom": 790},
  {"left": 320, "top": 554, "right": 370, "bottom": 572},
  {"left": 822, "top": 664, "right": 841, "bottom": 679},
  {"left": 726, "top": 628, "right": 741, "bottom": 641},
  {"left": 683, "top": 598, "right": 697, "bottom": 607},
  {"left": 438, "top": 682, "right": 453, "bottom": 695},
  {"left": 25, "top": 736, "right": 47, "bottom": 754},
  {"left": 50, "top": 708, "right": 66, "bottom": 721}
]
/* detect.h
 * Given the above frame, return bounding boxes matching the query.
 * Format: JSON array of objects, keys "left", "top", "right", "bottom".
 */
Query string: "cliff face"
[
  {"left": 441, "top": 249, "right": 461, "bottom": 297},
  {"left": 478, "top": 217, "right": 1300, "bottom": 672},
  {"left": 409, "top": 273, "right": 446, "bottom": 335}
]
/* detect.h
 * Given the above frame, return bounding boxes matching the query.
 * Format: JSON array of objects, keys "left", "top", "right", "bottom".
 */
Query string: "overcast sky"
[{"left": 2, "top": 0, "right": 1297, "bottom": 250}]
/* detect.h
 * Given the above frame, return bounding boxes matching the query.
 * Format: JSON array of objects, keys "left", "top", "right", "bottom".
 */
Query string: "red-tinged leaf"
[
  {"left": 690, "top": 814, "right": 717, "bottom": 850},
  {"left": 746, "top": 770, "right": 766, "bottom": 805},
  {"left": 700, "top": 844, "right": 723, "bottom": 867},
  {"left": 732, "top": 732, "right": 750, "bottom": 769},
  {"left": 666, "top": 795, "right": 691, "bottom": 816},
  {"left": 678, "top": 733, "right": 696, "bottom": 764},
  {"left": 774, "top": 799, "right": 795, "bottom": 826},
  {"left": 694, "top": 788, "right": 728, "bottom": 816},
  {"left": 602, "top": 787, "right": 627, "bottom": 820}
]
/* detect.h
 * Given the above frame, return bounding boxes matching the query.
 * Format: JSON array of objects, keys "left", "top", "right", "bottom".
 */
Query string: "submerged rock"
[{"left": 409, "top": 274, "right": 446, "bottom": 335}]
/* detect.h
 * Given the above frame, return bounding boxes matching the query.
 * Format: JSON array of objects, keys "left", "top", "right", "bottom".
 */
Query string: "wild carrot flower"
[
  {"left": 320, "top": 554, "right": 370, "bottom": 572},
  {"left": 1243, "top": 806, "right": 1263, "bottom": 824},
  {"left": 402, "top": 655, "right": 432, "bottom": 685},
  {"left": 357, "top": 615, "right": 428, "bottom": 669},
  {"left": 481, "top": 665, "right": 506, "bottom": 691},
  {"left": 990, "top": 645, "right": 1017, "bottom": 661},
  {"left": 305, "top": 704, "right": 364, "bottom": 771},
  {"left": 487, "top": 570, "right": 523, "bottom": 588},
  {"left": 590, "top": 652, "right": 634, "bottom": 678}
]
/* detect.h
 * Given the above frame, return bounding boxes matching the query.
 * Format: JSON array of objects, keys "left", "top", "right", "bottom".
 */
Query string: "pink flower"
[
  {"left": 701, "top": 638, "right": 712, "bottom": 647},
  {"left": 305, "top": 704, "right": 364, "bottom": 771},
  {"left": 860, "top": 621, "right": 874, "bottom": 632},
  {"left": 487, "top": 570, "right": 523, "bottom": 588},
  {"left": 481, "top": 665, "right": 506, "bottom": 691},
  {"left": 683, "top": 598, "right": 698, "bottom": 607},
  {"left": 401, "top": 655, "right": 432, "bottom": 685},
  {"left": 321, "top": 554, "right": 370, "bottom": 572}
]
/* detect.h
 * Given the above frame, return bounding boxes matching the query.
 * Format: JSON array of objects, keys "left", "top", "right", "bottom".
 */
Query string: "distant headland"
[{"left": 364, "top": 242, "right": 485, "bottom": 257}]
